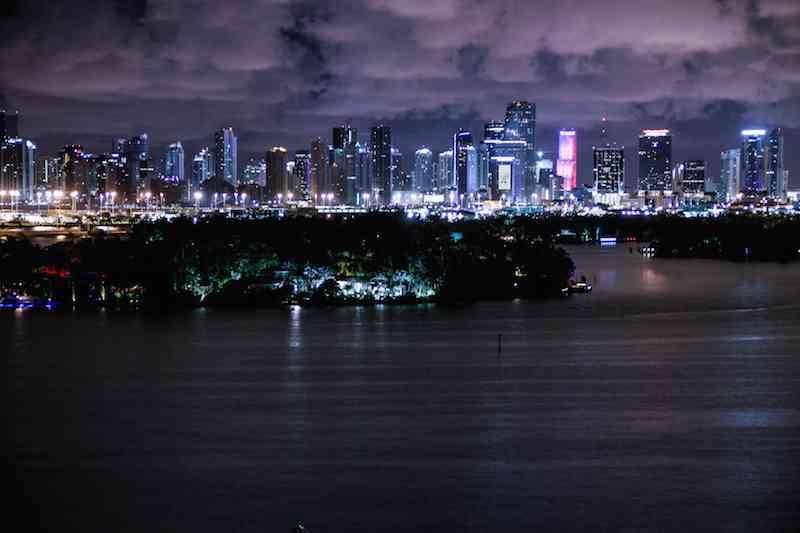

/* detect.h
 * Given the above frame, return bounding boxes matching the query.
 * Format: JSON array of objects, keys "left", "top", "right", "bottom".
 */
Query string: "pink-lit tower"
[{"left": 556, "top": 129, "right": 577, "bottom": 191}]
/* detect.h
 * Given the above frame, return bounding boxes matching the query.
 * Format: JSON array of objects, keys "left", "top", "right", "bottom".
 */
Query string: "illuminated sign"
[
  {"left": 741, "top": 129, "right": 767, "bottom": 137},
  {"left": 498, "top": 164, "right": 512, "bottom": 190}
]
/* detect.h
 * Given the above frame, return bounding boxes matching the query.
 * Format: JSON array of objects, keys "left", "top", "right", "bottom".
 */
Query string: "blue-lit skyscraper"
[
  {"left": 720, "top": 148, "right": 741, "bottom": 202},
  {"left": 453, "top": 130, "right": 478, "bottom": 202},
  {"left": 740, "top": 129, "right": 766, "bottom": 196},
  {"left": 766, "top": 127, "right": 786, "bottom": 199},
  {"left": 164, "top": 141, "right": 185, "bottom": 185},
  {"left": 214, "top": 127, "right": 238, "bottom": 185}
]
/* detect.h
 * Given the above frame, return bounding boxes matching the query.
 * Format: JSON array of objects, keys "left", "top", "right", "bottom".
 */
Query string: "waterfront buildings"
[
  {"left": 503, "top": 101, "right": 536, "bottom": 189},
  {"left": 266, "top": 147, "right": 289, "bottom": 200},
  {"left": 720, "top": 148, "right": 741, "bottom": 202},
  {"left": 414, "top": 148, "right": 434, "bottom": 192},
  {"left": 592, "top": 144, "right": 625, "bottom": 203},
  {"left": 163, "top": 142, "right": 185, "bottom": 185}
]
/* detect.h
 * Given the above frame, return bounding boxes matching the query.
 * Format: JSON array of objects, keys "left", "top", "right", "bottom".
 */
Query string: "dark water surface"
[{"left": 7, "top": 247, "right": 800, "bottom": 532}]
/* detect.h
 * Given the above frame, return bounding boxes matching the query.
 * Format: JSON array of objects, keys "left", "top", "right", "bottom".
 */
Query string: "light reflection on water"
[{"left": 8, "top": 246, "right": 800, "bottom": 532}]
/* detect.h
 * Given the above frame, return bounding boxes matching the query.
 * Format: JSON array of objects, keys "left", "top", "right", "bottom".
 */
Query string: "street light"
[
  {"left": 70, "top": 190, "right": 79, "bottom": 211},
  {"left": 193, "top": 190, "right": 203, "bottom": 209},
  {"left": 241, "top": 192, "right": 247, "bottom": 207}
]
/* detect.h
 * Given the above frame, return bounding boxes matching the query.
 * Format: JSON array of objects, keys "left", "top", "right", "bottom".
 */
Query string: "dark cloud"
[{"left": 0, "top": 0, "right": 798, "bottom": 186}]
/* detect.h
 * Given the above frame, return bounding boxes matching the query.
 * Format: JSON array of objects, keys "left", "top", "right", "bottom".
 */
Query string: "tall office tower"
[
  {"left": 333, "top": 124, "right": 358, "bottom": 204},
  {"left": 59, "top": 145, "right": 88, "bottom": 194},
  {"left": 370, "top": 125, "right": 392, "bottom": 204},
  {"left": 556, "top": 129, "right": 578, "bottom": 191},
  {"left": 293, "top": 150, "right": 311, "bottom": 200},
  {"left": 673, "top": 160, "right": 705, "bottom": 205},
  {"left": 0, "top": 138, "right": 35, "bottom": 200},
  {"left": 309, "top": 137, "right": 328, "bottom": 199},
  {"left": 503, "top": 101, "right": 536, "bottom": 189},
  {"left": 638, "top": 129, "right": 672, "bottom": 192},
  {"left": 214, "top": 127, "right": 238, "bottom": 185},
  {"left": 92, "top": 152, "right": 124, "bottom": 195},
  {"left": 0, "top": 109, "right": 20, "bottom": 141},
  {"left": 593, "top": 145, "right": 625, "bottom": 195},
  {"left": 356, "top": 143, "right": 371, "bottom": 194},
  {"left": 38, "top": 156, "right": 62, "bottom": 190},
  {"left": 480, "top": 121, "right": 504, "bottom": 193},
  {"left": 122, "top": 133, "right": 150, "bottom": 197},
  {"left": 391, "top": 148, "right": 412, "bottom": 191},
  {"left": 414, "top": 148, "right": 434, "bottom": 192},
  {"left": 766, "top": 127, "right": 785, "bottom": 199},
  {"left": 163, "top": 142, "right": 185, "bottom": 185},
  {"left": 534, "top": 157, "right": 556, "bottom": 201},
  {"left": 266, "top": 147, "right": 289, "bottom": 200},
  {"left": 436, "top": 150, "right": 453, "bottom": 192},
  {"left": 720, "top": 148, "right": 741, "bottom": 202},
  {"left": 453, "top": 130, "right": 478, "bottom": 201},
  {"left": 740, "top": 129, "right": 767, "bottom": 196},
  {"left": 241, "top": 158, "right": 266, "bottom": 185},
  {"left": 191, "top": 148, "right": 212, "bottom": 191}
]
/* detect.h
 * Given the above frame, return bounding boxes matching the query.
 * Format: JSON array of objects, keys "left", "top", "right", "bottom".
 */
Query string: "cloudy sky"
[{"left": 1, "top": 0, "right": 799, "bottom": 187}]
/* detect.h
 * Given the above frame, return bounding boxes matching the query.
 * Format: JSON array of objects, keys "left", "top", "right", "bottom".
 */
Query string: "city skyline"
[{"left": 1, "top": 0, "right": 798, "bottom": 187}]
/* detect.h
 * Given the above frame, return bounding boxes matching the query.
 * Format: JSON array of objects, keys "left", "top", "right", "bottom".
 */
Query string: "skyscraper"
[
  {"left": 638, "top": 129, "right": 672, "bottom": 192},
  {"left": 121, "top": 133, "right": 150, "bottom": 198},
  {"left": 673, "top": 160, "right": 705, "bottom": 202},
  {"left": 0, "top": 137, "right": 35, "bottom": 200},
  {"left": 266, "top": 147, "right": 289, "bottom": 200},
  {"left": 164, "top": 142, "right": 185, "bottom": 185},
  {"left": 556, "top": 129, "right": 578, "bottom": 191},
  {"left": 191, "top": 148, "right": 212, "bottom": 192},
  {"left": 436, "top": 150, "right": 453, "bottom": 193},
  {"left": 453, "top": 130, "right": 477, "bottom": 201},
  {"left": 356, "top": 143, "right": 371, "bottom": 194},
  {"left": 214, "top": 127, "right": 238, "bottom": 185},
  {"left": 59, "top": 145, "right": 88, "bottom": 194},
  {"left": 766, "top": 127, "right": 786, "bottom": 199},
  {"left": 720, "top": 148, "right": 741, "bottom": 202},
  {"left": 370, "top": 125, "right": 392, "bottom": 205},
  {"left": 740, "top": 129, "right": 767, "bottom": 196},
  {"left": 593, "top": 145, "right": 625, "bottom": 195},
  {"left": 414, "top": 148, "right": 433, "bottom": 192},
  {"left": 293, "top": 150, "right": 310, "bottom": 200},
  {"left": 391, "top": 147, "right": 411, "bottom": 191},
  {"left": 310, "top": 137, "right": 328, "bottom": 200},
  {"left": 0, "top": 109, "right": 20, "bottom": 141},
  {"left": 503, "top": 101, "right": 536, "bottom": 189}
]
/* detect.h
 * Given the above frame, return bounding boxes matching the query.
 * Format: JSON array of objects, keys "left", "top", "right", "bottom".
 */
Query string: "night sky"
[{"left": 1, "top": 0, "right": 799, "bottom": 188}]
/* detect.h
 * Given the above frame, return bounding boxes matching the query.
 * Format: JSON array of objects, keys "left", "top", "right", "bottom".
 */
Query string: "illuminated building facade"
[
  {"left": 0, "top": 137, "right": 35, "bottom": 200},
  {"left": 720, "top": 148, "right": 741, "bottom": 202},
  {"left": 638, "top": 129, "right": 672, "bottom": 192},
  {"left": 214, "top": 127, "right": 238, "bottom": 186},
  {"left": 293, "top": 150, "right": 310, "bottom": 200},
  {"left": 436, "top": 150, "right": 453, "bottom": 193},
  {"left": 593, "top": 145, "right": 624, "bottom": 195},
  {"left": 164, "top": 142, "right": 185, "bottom": 185},
  {"left": 740, "top": 129, "right": 766, "bottom": 196},
  {"left": 414, "top": 148, "right": 433, "bottom": 192},
  {"left": 371, "top": 125, "right": 392, "bottom": 205},
  {"left": 503, "top": 101, "right": 536, "bottom": 188},
  {"left": 766, "top": 128, "right": 786, "bottom": 199},
  {"left": 266, "top": 147, "right": 289, "bottom": 199},
  {"left": 556, "top": 129, "right": 577, "bottom": 191}
]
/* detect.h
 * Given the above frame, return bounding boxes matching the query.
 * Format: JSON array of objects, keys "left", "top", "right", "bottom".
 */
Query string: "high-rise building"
[
  {"left": 436, "top": 150, "right": 453, "bottom": 193},
  {"left": 293, "top": 150, "right": 310, "bottom": 200},
  {"left": 309, "top": 137, "right": 328, "bottom": 199},
  {"left": 38, "top": 156, "right": 62, "bottom": 191},
  {"left": 241, "top": 158, "right": 266, "bottom": 185},
  {"left": 370, "top": 125, "right": 392, "bottom": 205},
  {"left": 164, "top": 142, "right": 185, "bottom": 185},
  {"left": 556, "top": 129, "right": 577, "bottom": 191},
  {"left": 720, "top": 148, "right": 741, "bottom": 202},
  {"left": 214, "top": 127, "right": 238, "bottom": 185},
  {"left": 59, "top": 145, "right": 88, "bottom": 195},
  {"left": 638, "top": 129, "right": 672, "bottom": 192},
  {"left": 120, "top": 133, "right": 150, "bottom": 198},
  {"left": 740, "top": 129, "right": 767, "bottom": 196},
  {"left": 766, "top": 127, "right": 786, "bottom": 199},
  {"left": 534, "top": 157, "right": 556, "bottom": 201},
  {"left": 414, "top": 148, "right": 433, "bottom": 192},
  {"left": 191, "top": 148, "right": 213, "bottom": 192},
  {"left": 0, "top": 109, "right": 20, "bottom": 141},
  {"left": 333, "top": 124, "right": 358, "bottom": 204},
  {"left": 266, "top": 147, "right": 289, "bottom": 200},
  {"left": 0, "top": 137, "right": 35, "bottom": 200},
  {"left": 356, "top": 143, "right": 371, "bottom": 194},
  {"left": 593, "top": 145, "right": 625, "bottom": 195},
  {"left": 453, "top": 130, "right": 477, "bottom": 201},
  {"left": 673, "top": 160, "right": 705, "bottom": 203},
  {"left": 503, "top": 101, "right": 536, "bottom": 189}
]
